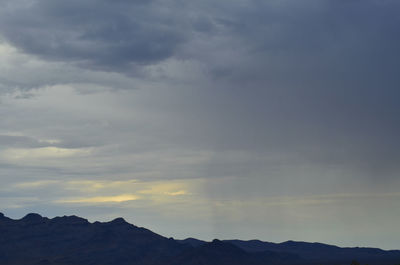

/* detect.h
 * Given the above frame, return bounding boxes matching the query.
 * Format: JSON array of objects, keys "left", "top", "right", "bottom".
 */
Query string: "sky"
[{"left": 0, "top": 0, "right": 400, "bottom": 250}]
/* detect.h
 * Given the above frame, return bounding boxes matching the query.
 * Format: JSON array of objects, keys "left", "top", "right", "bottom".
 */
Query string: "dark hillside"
[{"left": 1, "top": 213, "right": 399, "bottom": 265}]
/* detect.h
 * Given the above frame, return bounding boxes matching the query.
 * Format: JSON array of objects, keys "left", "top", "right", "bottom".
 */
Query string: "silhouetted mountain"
[
  {"left": 177, "top": 237, "right": 207, "bottom": 247},
  {"left": 179, "top": 237, "right": 400, "bottom": 264},
  {"left": 0, "top": 213, "right": 399, "bottom": 265},
  {"left": 224, "top": 239, "right": 400, "bottom": 265},
  {"left": 171, "top": 239, "right": 300, "bottom": 265},
  {"left": 0, "top": 213, "right": 187, "bottom": 265}
]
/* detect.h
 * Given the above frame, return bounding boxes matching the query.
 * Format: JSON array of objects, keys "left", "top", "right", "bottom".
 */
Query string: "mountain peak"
[
  {"left": 21, "top": 213, "right": 46, "bottom": 225},
  {"left": 23, "top": 213, "right": 42, "bottom": 219},
  {"left": 51, "top": 215, "right": 89, "bottom": 225},
  {"left": 109, "top": 217, "right": 128, "bottom": 225},
  {"left": 178, "top": 238, "right": 207, "bottom": 247},
  {"left": 22, "top": 213, "right": 43, "bottom": 221}
]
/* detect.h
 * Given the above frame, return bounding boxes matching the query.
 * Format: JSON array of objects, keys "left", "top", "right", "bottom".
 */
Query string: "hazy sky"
[{"left": 0, "top": 0, "right": 400, "bottom": 249}]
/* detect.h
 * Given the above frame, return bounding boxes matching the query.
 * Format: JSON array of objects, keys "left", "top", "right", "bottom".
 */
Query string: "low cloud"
[
  {"left": 13, "top": 180, "right": 60, "bottom": 189},
  {"left": 57, "top": 194, "right": 140, "bottom": 204},
  {"left": 164, "top": 190, "right": 190, "bottom": 196},
  {"left": 1, "top": 147, "right": 91, "bottom": 161}
]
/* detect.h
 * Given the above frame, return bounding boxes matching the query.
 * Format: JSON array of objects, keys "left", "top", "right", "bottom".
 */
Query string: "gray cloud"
[
  {"left": 0, "top": 135, "right": 46, "bottom": 148},
  {"left": 0, "top": 0, "right": 188, "bottom": 72},
  {"left": 1, "top": 0, "right": 399, "bottom": 85}
]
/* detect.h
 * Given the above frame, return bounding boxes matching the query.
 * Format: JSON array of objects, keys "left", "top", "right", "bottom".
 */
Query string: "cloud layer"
[{"left": 0, "top": 0, "right": 190, "bottom": 71}]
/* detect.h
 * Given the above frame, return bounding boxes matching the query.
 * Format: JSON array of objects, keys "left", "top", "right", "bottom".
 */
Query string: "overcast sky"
[{"left": 1, "top": 0, "right": 400, "bottom": 249}]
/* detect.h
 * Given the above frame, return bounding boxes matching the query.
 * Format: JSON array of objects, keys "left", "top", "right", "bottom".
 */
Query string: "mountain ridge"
[{"left": 1, "top": 212, "right": 399, "bottom": 265}]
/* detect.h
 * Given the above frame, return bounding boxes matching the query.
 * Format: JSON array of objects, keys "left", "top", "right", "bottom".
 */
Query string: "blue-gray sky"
[{"left": 0, "top": 0, "right": 400, "bottom": 249}]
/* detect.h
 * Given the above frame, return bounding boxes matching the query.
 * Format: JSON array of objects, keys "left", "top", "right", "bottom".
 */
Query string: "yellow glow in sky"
[
  {"left": 2, "top": 147, "right": 90, "bottom": 160},
  {"left": 57, "top": 194, "right": 139, "bottom": 204}
]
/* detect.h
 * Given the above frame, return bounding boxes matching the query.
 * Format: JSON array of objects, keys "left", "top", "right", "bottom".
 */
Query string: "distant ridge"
[
  {"left": 0, "top": 213, "right": 399, "bottom": 265},
  {"left": 223, "top": 239, "right": 400, "bottom": 264},
  {"left": 178, "top": 238, "right": 400, "bottom": 264}
]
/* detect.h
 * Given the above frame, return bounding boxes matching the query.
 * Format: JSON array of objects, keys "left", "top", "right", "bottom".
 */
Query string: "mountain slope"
[
  {"left": 0, "top": 213, "right": 187, "bottom": 265},
  {"left": 1, "top": 213, "right": 399, "bottom": 265},
  {"left": 170, "top": 239, "right": 300, "bottom": 265},
  {"left": 224, "top": 239, "right": 400, "bottom": 264}
]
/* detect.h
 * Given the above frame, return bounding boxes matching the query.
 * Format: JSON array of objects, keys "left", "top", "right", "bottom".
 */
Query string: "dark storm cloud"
[
  {"left": 0, "top": 0, "right": 188, "bottom": 71},
  {"left": 175, "top": 0, "right": 400, "bottom": 180},
  {"left": 1, "top": 0, "right": 399, "bottom": 80},
  {"left": 202, "top": 0, "right": 400, "bottom": 88}
]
